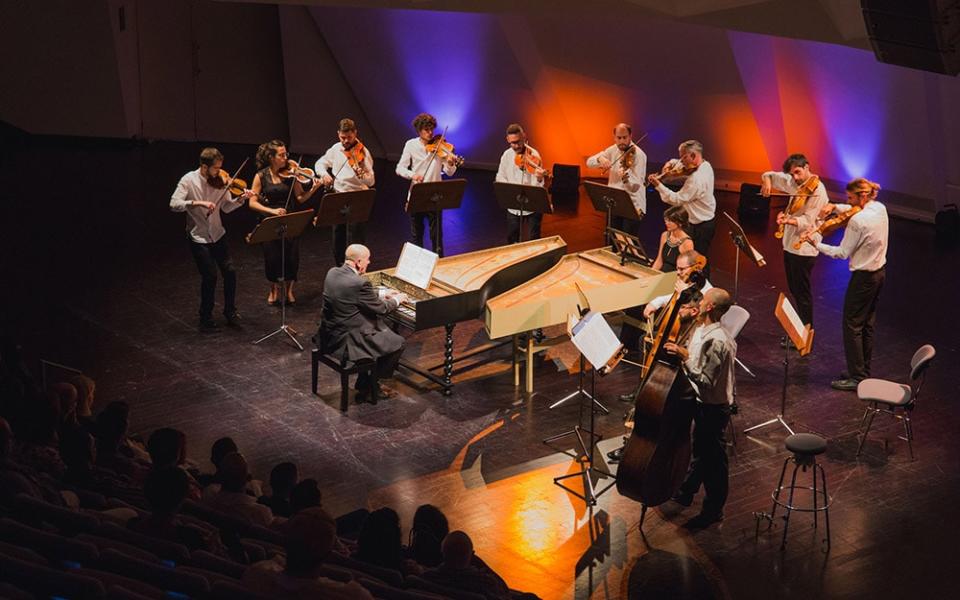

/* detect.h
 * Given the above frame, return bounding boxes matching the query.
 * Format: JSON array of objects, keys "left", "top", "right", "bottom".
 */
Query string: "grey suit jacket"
[{"left": 316, "top": 265, "right": 405, "bottom": 364}]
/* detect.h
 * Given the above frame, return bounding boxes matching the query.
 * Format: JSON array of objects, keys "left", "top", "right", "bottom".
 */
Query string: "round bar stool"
[{"left": 755, "top": 433, "right": 831, "bottom": 550}]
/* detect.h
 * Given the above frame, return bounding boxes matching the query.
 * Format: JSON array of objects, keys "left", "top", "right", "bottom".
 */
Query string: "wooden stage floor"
[{"left": 2, "top": 136, "right": 959, "bottom": 599}]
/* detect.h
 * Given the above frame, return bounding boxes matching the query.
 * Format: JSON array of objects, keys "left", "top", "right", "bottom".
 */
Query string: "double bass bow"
[{"left": 616, "top": 256, "right": 706, "bottom": 509}]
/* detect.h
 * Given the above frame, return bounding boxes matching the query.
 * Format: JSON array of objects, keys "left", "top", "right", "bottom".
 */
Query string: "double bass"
[{"left": 616, "top": 257, "right": 706, "bottom": 511}]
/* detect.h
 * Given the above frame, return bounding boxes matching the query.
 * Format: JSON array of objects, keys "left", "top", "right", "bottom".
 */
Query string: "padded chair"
[
  {"left": 856, "top": 344, "right": 935, "bottom": 460},
  {"left": 358, "top": 577, "right": 448, "bottom": 600},
  {"left": 311, "top": 346, "right": 376, "bottom": 412},
  {"left": 0, "top": 517, "right": 99, "bottom": 564},
  {"left": 0, "top": 553, "right": 106, "bottom": 598},
  {"left": 405, "top": 575, "right": 487, "bottom": 600},
  {"left": 97, "top": 548, "right": 210, "bottom": 597},
  {"left": 210, "top": 580, "right": 273, "bottom": 600}
]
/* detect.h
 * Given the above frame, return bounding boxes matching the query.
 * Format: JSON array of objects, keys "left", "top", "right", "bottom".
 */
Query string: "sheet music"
[
  {"left": 394, "top": 242, "right": 439, "bottom": 290},
  {"left": 780, "top": 296, "right": 807, "bottom": 343},
  {"left": 568, "top": 311, "right": 622, "bottom": 370}
]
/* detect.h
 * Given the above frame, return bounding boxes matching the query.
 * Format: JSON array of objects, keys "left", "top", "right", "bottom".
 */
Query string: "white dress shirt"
[
  {"left": 684, "top": 321, "right": 736, "bottom": 406},
  {"left": 648, "top": 279, "right": 714, "bottom": 312},
  {"left": 496, "top": 145, "right": 546, "bottom": 216},
  {"left": 396, "top": 137, "right": 458, "bottom": 203},
  {"left": 169, "top": 169, "right": 246, "bottom": 244},
  {"left": 655, "top": 160, "right": 716, "bottom": 224},
  {"left": 815, "top": 201, "right": 888, "bottom": 272},
  {"left": 315, "top": 142, "right": 375, "bottom": 193},
  {"left": 586, "top": 144, "right": 647, "bottom": 215},
  {"left": 762, "top": 171, "right": 829, "bottom": 257}
]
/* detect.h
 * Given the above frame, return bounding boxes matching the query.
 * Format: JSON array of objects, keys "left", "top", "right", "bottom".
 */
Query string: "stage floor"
[{"left": 3, "top": 136, "right": 959, "bottom": 599}]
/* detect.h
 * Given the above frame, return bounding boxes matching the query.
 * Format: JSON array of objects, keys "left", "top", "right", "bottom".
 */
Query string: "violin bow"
[
  {"left": 283, "top": 154, "right": 304, "bottom": 212},
  {"left": 419, "top": 125, "right": 448, "bottom": 181}
]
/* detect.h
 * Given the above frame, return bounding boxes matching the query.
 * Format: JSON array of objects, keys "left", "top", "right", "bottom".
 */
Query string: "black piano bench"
[{"left": 311, "top": 347, "right": 375, "bottom": 412}]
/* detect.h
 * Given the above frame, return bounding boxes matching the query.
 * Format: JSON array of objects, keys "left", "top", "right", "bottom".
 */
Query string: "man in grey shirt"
[{"left": 664, "top": 287, "right": 736, "bottom": 528}]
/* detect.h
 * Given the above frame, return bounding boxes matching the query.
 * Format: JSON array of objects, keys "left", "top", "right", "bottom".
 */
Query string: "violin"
[
  {"left": 775, "top": 175, "right": 820, "bottom": 240},
  {"left": 795, "top": 205, "right": 862, "bottom": 249},
  {"left": 647, "top": 159, "right": 696, "bottom": 186},
  {"left": 425, "top": 135, "right": 465, "bottom": 167},
  {"left": 514, "top": 149, "right": 546, "bottom": 177},
  {"left": 616, "top": 256, "right": 705, "bottom": 509},
  {"left": 342, "top": 140, "right": 368, "bottom": 178},
  {"left": 208, "top": 170, "right": 248, "bottom": 198},
  {"left": 278, "top": 159, "right": 316, "bottom": 185}
]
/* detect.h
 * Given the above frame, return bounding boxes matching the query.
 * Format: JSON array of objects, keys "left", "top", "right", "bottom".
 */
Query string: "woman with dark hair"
[
  {"left": 249, "top": 140, "right": 323, "bottom": 306},
  {"left": 651, "top": 205, "right": 694, "bottom": 273},
  {"left": 407, "top": 503, "right": 449, "bottom": 568}
]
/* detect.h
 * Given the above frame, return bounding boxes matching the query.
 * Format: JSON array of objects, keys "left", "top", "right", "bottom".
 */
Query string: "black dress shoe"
[
  {"left": 199, "top": 318, "right": 220, "bottom": 333},
  {"left": 618, "top": 392, "right": 636, "bottom": 403},
  {"left": 830, "top": 378, "right": 860, "bottom": 391},
  {"left": 683, "top": 511, "right": 724, "bottom": 529},
  {"left": 224, "top": 311, "right": 242, "bottom": 327},
  {"left": 671, "top": 492, "right": 694, "bottom": 507},
  {"left": 607, "top": 447, "right": 624, "bottom": 462}
]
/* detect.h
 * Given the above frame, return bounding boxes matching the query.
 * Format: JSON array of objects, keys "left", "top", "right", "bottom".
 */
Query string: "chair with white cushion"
[{"left": 856, "top": 344, "right": 935, "bottom": 460}]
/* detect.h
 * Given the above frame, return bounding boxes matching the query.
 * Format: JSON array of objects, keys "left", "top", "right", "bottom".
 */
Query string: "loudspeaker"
[
  {"left": 861, "top": 0, "right": 960, "bottom": 75},
  {"left": 550, "top": 164, "right": 580, "bottom": 210},
  {"left": 738, "top": 183, "right": 768, "bottom": 218}
]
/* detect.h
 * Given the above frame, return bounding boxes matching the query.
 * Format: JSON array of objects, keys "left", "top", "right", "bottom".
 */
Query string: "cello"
[{"left": 616, "top": 257, "right": 706, "bottom": 514}]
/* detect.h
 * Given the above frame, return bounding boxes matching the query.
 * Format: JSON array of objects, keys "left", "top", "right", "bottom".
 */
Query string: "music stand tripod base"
[
  {"left": 246, "top": 210, "right": 314, "bottom": 351},
  {"left": 544, "top": 355, "right": 615, "bottom": 506}
]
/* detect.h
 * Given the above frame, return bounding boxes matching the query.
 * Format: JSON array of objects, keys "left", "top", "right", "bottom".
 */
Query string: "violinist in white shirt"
[
  {"left": 586, "top": 123, "right": 647, "bottom": 235},
  {"left": 799, "top": 177, "right": 888, "bottom": 391},
  {"left": 315, "top": 119, "right": 375, "bottom": 266},
  {"left": 648, "top": 140, "right": 717, "bottom": 277},
  {"left": 396, "top": 113, "right": 459, "bottom": 257},
  {"left": 496, "top": 123, "right": 547, "bottom": 244}
]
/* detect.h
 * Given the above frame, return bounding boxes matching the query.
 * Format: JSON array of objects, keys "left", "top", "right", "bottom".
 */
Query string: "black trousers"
[
  {"left": 410, "top": 211, "right": 443, "bottom": 257},
  {"left": 679, "top": 402, "right": 730, "bottom": 517},
  {"left": 688, "top": 217, "right": 717, "bottom": 278},
  {"left": 507, "top": 212, "right": 543, "bottom": 244},
  {"left": 783, "top": 251, "right": 816, "bottom": 326},
  {"left": 188, "top": 236, "right": 236, "bottom": 319},
  {"left": 355, "top": 346, "right": 404, "bottom": 391},
  {"left": 332, "top": 222, "right": 366, "bottom": 266},
  {"left": 262, "top": 238, "right": 300, "bottom": 283},
  {"left": 843, "top": 268, "right": 885, "bottom": 381}
]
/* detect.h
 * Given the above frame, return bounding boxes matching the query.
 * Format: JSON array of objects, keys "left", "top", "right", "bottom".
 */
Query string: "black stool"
[
  {"left": 755, "top": 433, "right": 831, "bottom": 550},
  {"left": 311, "top": 347, "right": 375, "bottom": 412}
]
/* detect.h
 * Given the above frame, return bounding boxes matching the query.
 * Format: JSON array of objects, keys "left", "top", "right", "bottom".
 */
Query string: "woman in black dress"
[
  {"left": 249, "top": 140, "right": 322, "bottom": 305},
  {"left": 651, "top": 205, "right": 694, "bottom": 273}
]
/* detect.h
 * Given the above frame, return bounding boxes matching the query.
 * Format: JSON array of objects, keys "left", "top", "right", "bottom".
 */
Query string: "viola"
[
  {"left": 425, "top": 135, "right": 465, "bottom": 167},
  {"left": 775, "top": 175, "right": 820, "bottom": 240},
  {"left": 795, "top": 205, "right": 862, "bottom": 249},
  {"left": 616, "top": 256, "right": 706, "bottom": 509},
  {"left": 278, "top": 159, "right": 316, "bottom": 185},
  {"left": 647, "top": 159, "right": 697, "bottom": 186}
]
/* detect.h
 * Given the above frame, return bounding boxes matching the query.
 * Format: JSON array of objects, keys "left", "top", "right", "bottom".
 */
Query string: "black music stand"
[
  {"left": 493, "top": 182, "right": 553, "bottom": 243},
  {"left": 247, "top": 209, "right": 314, "bottom": 351},
  {"left": 584, "top": 181, "right": 643, "bottom": 246},
  {"left": 723, "top": 211, "right": 766, "bottom": 302},
  {"left": 607, "top": 227, "right": 652, "bottom": 267},
  {"left": 315, "top": 189, "right": 376, "bottom": 254},
  {"left": 545, "top": 309, "right": 625, "bottom": 507},
  {"left": 744, "top": 293, "right": 813, "bottom": 438},
  {"left": 406, "top": 179, "right": 466, "bottom": 256}
]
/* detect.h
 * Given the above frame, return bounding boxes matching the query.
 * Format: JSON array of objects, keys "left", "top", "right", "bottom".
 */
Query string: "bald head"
[
  {"left": 613, "top": 123, "right": 632, "bottom": 136},
  {"left": 441, "top": 530, "right": 474, "bottom": 568},
  {"left": 345, "top": 244, "right": 370, "bottom": 263},
  {"left": 702, "top": 287, "right": 732, "bottom": 323},
  {"left": 614, "top": 123, "right": 632, "bottom": 150}
]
